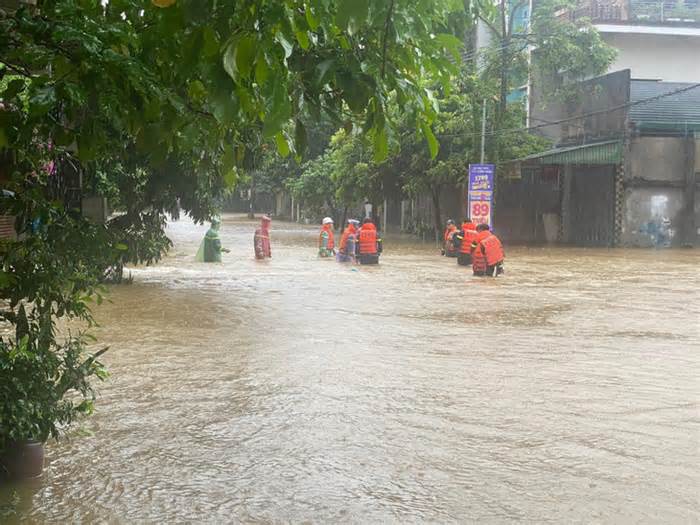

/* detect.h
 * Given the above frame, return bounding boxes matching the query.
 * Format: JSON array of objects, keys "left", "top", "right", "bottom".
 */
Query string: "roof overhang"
[
  {"left": 633, "top": 121, "right": 700, "bottom": 133},
  {"left": 518, "top": 140, "right": 623, "bottom": 165},
  {"left": 594, "top": 24, "right": 700, "bottom": 36}
]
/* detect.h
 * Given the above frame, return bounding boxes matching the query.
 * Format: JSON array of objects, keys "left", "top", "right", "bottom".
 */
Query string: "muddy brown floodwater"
[{"left": 1, "top": 214, "right": 699, "bottom": 523}]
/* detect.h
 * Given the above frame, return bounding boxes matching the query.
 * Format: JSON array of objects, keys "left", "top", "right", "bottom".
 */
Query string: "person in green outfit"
[
  {"left": 196, "top": 218, "right": 229, "bottom": 262},
  {"left": 318, "top": 217, "right": 335, "bottom": 258}
]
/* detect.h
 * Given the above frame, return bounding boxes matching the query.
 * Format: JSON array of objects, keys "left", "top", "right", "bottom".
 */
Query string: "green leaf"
[
  {"left": 305, "top": 3, "right": 320, "bottom": 31},
  {"left": 209, "top": 62, "right": 240, "bottom": 122},
  {"left": 337, "top": 71, "right": 370, "bottom": 113},
  {"left": 315, "top": 59, "right": 334, "bottom": 86},
  {"left": 28, "top": 86, "right": 56, "bottom": 117},
  {"left": 275, "top": 33, "right": 294, "bottom": 59},
  {"left": 255, "top": 55, "right": 269, "bottom": 85},
  {"left": 424, "top": 88, "right": 439, "bottom": 117},
  {"left": 115, "top": 243, "right": 128, "bottom": 251},
  {"left": 0, "top": 270, "right": 12, "bottom": 288},
  {"left": 275, "top": 132, "right": 291, "bottom": 157},
  {"left": 187, "top": 80, "right": 207, "bottom": 103},
  {"left": 221, "top": 144, "right": 235, "bottom": 172},
  {"left": 435, "top": 33, "right": 464, "bottom": 62},
  {"left": 135, "top": 124, "right": 162, "bottom": 157},
  {"left": 420, "top": 121, "right": 439, "bottom": 159},
  {"left": 236, "top": 143, "right": 246, "bottom": 164},
  {"left": 224, "top": 168, "right": 238, "bottom": 188},
  {"left": 202, "top": 26, "right": 219, "bottom": 58},
  {"left": 294, "top": 119, "right": 307, "bottom": 155},
  {"left": 222, "top": 40, "right": 237, "bottom": 80},
  {"left": 295, "top": 31, "right": 310, "bottom": 51},
  {"left": 236, "top": 87, "right": 255, "bottom": 115},
  {"left": 144, "top": 98, "right": 162, "bottom": 121},
  {"left": 336, "top": 0, "right": 369, "bottom": 29},
  {"left": 263, "top": 80, "right": 291, "bottom": 138},
  {"left": 77, "top": 132, "right": 97, "bottom": 162},
  {"left": 373, "top": 123, "right": 388, "bottom": 162},
  {"left": 235, "top": 36, "right": 256, "bottom": 78},
  {"left": 1, "top": 78, "right": 26, "bottom": 100}
]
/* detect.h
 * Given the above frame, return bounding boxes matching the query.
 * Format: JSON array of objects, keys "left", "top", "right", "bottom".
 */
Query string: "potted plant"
[
  {"left": 0, "top": 186, "right": 115, "bottom": 480},
  {"left": 0, "top": 330, "right": 107, "bottom": 479}
]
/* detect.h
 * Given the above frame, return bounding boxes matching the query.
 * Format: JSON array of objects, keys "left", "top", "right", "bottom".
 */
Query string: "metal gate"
[{"left": 568, "top": 165, "right": 616, "bottom": 246}]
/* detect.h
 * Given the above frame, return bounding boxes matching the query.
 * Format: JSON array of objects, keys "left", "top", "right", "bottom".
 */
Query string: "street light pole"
[{"left": 480, "top": 98, "right": 486, "bottom": 164}]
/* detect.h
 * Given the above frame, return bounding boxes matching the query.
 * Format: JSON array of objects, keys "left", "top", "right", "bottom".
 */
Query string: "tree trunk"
[
  {"left": 431, "top": 186, "right": 442, "bottom": 244},
  {"left": 340, "top": 206, "right": 348, "bottom": 231},
  {"left": 248, "top": 175, "right": 255, "bottom": 219}
]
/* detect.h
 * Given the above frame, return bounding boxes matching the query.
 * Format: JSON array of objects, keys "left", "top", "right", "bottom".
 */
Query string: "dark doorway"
[{"left": 568, "top": 165, "right": 616, "bottom": 246}]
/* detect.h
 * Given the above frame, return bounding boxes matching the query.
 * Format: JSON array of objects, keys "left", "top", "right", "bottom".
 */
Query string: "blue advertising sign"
[{"left": 468, "top": 164, "right": 495, "bottom": 227}]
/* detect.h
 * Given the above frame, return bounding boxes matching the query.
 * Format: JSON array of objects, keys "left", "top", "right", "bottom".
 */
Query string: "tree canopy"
[
  {"left": 0, "top": 0, "right": 473, "bottom": 260},
  {"left": 0, "top": 0, "right": 474, "bottom": 447},
  {"left": 248, "top": 0, "right": 615, "bottom": 236}
]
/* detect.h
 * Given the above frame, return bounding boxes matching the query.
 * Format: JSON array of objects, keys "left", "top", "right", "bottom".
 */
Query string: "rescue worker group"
[{"left": 198, "top": 215, "right": 505, "bottom": 277}]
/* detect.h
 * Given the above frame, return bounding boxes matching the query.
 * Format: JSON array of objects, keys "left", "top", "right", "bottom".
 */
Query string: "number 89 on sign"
[{"left": 471, "top": 201, "right": 491, "bottom": 224}]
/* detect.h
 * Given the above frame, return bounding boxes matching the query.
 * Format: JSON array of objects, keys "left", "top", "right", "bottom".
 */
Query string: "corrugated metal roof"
[
  {"left": 630, "top": 80, "right": 700, "bottom": 132},
  {"left": 520, "top": 140, "right": 622, "bottom": 165}
]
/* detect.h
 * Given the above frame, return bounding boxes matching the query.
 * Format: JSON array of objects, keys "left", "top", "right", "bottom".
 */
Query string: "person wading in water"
[
  {"left": 356, "top": 218, "right": 382, "bottom": 265},
  {"left": 254, "top": 215, "right": 272, "bottom": 260},
  {"left": 196, "top": 217, "right": 229, "bottom": 262},
  {"left": 471, "top": 223, "right": 504, "bottom": 277},
  {"left": 318, "top": 217, "right": 335, "bottom": 258}
]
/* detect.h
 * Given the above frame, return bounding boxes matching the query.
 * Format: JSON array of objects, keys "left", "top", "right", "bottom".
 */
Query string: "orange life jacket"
[
  {"left": 319, "top": 225, "right": 335, "bottom": 250},
  {"left": 472, "top": 231, "right": 504, "bottom": 272},
  {"left": 443, "top": 225, "right": 457, "bottom": 243},
  {"left": 481, "top": 233, "right": 504, "bottom": 266},
  {"left": 339, "top": 225, "right": 356, "bottom": 252},
  {"left": 458, "top": 222, "right": 478, "bottom": 254},
  {"left": 358, "top": 223, "right": 378, "bottom": 255}
]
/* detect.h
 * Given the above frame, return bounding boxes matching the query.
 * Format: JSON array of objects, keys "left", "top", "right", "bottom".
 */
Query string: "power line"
[
  {"left": 436, "top": 82, "right": 700, "bottom": 140},
  {"left": 459, "top": 38, "right": 529, "bottom": 65},
  {"left": 459, "top": 29, "right": 558, "bottom": 65}
]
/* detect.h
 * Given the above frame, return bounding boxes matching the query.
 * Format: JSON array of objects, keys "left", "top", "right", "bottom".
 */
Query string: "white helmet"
[{"left": 322, "top": 217, "right": 334, "bottom": 225}]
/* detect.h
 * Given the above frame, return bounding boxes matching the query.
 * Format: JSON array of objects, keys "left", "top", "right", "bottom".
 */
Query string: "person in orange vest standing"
[
  {"left": 471, "top": 223, "right": 504, "bottom": 277},
  {"left": 357, "top": 218, "right": 382, "bottom": 265},
  {"left": 318, "top": 217, "right": 335, "bottom": 257},
  {"left": 254, "top": 215, "right": 272, "bottom": 260},
  {"left": 337, "top": 218, "right": 359, "bottom": 263},
  {"left": 452, "top": 217, "right": 478, "bottom": 267},
  {"left": 441, "top": 219, "right": 458, "bottom": 257}
]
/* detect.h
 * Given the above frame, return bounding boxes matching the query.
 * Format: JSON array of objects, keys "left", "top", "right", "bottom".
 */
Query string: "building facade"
[
  {"left": 502, "top": 69, "right": 700, "bottom": 247},
  {"left": 560, "top": 0, "right": 700, "bottom": 82},
  {"left": 496, "top": 0, "right": 700, "bottom": 247}
]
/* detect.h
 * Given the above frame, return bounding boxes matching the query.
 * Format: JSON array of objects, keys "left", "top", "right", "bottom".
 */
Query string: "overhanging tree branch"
[{"left": 381, "top": 0, "right": 396, "bottom": 79}]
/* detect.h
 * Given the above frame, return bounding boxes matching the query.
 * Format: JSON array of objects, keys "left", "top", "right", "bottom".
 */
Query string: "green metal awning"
[{"left": 520, "top": 140, "right": 622, "bottom": 166}]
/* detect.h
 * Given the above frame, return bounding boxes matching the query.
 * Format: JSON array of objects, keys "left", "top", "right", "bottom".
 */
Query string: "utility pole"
[
  {"left": 480, "top": 98, "right": 487, "bottom": 164},
  {"left": 383, "top": 198, "right": 388, "bottom": 233}
]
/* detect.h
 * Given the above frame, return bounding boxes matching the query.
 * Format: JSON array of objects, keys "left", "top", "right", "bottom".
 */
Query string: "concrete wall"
[
  {"left": 628, "top": 136, "right": 687, "bottom": 182},
  {"left": 529, "top": 69, "right": 631, "bottom": 144},
  {"left": 622, "top": 187, "right": 685, "bottom": 246},
  {"left": 602, "top": 33, "right": 700, "bottom": 82},
  {"left": 562, "top": 70, "right": 630, "bottom": 143},
  {"left": 696, "top": 140, "right": 700, "bottom": 243},
  {"left": 528, "top": 58, "right": 566, "bottom": 143},
  {"left": 695, "top": 188, "right": 700, "bottom": 242},
  {"left": 621, "top": 136, "right": 696, "bottom": 246}
]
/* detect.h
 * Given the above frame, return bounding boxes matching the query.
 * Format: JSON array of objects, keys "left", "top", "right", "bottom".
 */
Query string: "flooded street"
[{"left": 2, "top": 214, "right": 699, "bottom": 523}]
